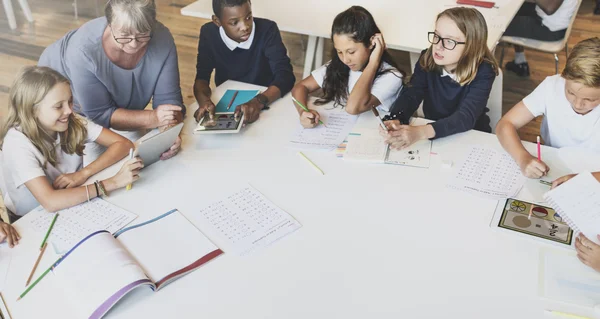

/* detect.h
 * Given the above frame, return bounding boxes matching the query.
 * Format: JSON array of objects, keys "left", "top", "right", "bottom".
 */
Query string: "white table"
[
  {"left": 181, "top": 0, "right": 525, "bottom": 77},
  {"left": 3, "top": 80, "right": 599, "bottom": 319}
]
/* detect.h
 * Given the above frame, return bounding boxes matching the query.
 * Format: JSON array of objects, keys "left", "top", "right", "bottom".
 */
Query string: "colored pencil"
[
  {"left": 291, "top": 96, "right": 325, "bottom": 127},
  {"left": 40, "top": 214, "right": 58, "bottom": 250},
  {"left": 298, "top": 152, "right": 324, "bottom": 175},
  {"left": 226, "top": 91, "right": 239, "bottom": 111},
  {"left": 25, "top": 242, "right": 47, "bottom": 287}
]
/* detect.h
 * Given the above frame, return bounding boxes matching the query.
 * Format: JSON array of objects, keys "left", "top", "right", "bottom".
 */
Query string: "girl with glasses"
[{"left": 381, "top": 7, "right": 499, "bottom": 150}]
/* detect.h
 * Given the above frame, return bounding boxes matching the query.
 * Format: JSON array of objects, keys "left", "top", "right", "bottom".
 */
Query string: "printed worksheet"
[
  {"left": 191, "top": 186, "right": 301, "bottom": 255},
  {"left": 447, "top": 146, "right": 525, "bottom": 199},
  {"left": 29, "top": 198, "right": 137, "bottom": 253},
  {"left": 288, "top": 98, "right": 358, "bottom": 151}
]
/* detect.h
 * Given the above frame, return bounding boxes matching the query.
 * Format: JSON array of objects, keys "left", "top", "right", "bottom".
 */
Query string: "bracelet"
[
  {"left": 97, "top": 180, "right": 108, "bottom": 197},
  {"left": 85, "top": 184, "right": 90, "bottom": 202},
  {"left": 93, "top": 181, "right": 99, "bottom": 198}
]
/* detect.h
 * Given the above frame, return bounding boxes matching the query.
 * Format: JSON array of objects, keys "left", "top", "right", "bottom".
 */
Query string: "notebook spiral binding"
[{"left": 546, "top": 198, "right": 580, "bottom": 234}]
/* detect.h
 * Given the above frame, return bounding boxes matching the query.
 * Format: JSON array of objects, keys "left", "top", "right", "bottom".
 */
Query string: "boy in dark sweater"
[{"left": 193, "top": 0, "right": 295, "bottom": 124}]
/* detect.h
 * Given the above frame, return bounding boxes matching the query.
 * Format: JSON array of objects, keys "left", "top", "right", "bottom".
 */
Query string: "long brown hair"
[
  {"left": 420, "top": 7, "right": 498, "bottom": 86},
  {"left": 0, "top": 66, "right": 88, "bottom": 167}
]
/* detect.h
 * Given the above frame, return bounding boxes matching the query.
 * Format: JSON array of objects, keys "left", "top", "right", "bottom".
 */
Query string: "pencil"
[
  {"left": 25, "top": 242, "right": 47, "bottom": 287},
  {"left": 18, "top": 255, "right": 62, "bottom": 301},
  {"left": 0, "top": 292, "right": 13, "bottom": 319},
  {"left": 226, "top": 90, "right": 239, "bottom": 111},
  {"left": 537, "top": 136, "right": 541, "bottom": 161},
  {"left": 539, "top": 180, "right": 552, "bottom": 186},
  {"left": 126, "top": 148, "right": 134, "bottom": 190},
  {"left": 297, "top": 152, "right": 324, "bottom": 175},
  {"left": 291, "top": 96, "right": 325, "bottom": 127},
  {"left": 371, "top": 107, "right": 388, "bottom": 132},
  {"left": 40, "top": 213, "right": 58, "bottom": 250}
]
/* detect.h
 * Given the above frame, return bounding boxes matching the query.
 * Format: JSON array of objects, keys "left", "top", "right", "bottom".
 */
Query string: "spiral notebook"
[{"left": 543, "top": 172, "right": 600, "bottom": 245}]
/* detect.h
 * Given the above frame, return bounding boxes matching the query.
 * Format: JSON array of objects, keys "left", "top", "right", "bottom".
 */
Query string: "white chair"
[
  {"left": 498, "top": 0, "right": 582, "bottom": 75},
  {"left": 0, "top": 151, "right": 15, "bottom": 222},
  {"left": 2, "top": 0, "right": 34, "bottom": 30}
]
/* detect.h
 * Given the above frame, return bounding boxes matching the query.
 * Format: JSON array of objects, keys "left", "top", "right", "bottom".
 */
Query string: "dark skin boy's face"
[{"left": 212, "top": 2, "right": 253, "bottom": 43}]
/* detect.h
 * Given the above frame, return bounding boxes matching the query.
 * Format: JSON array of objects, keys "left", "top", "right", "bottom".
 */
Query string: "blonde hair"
[
  {"left": 420, "top": 7, "right": 499, "bottom": 86},
  {"left": 562, "top": 37, "right": 600, "bottom": 88},
  {"left": 0, "top": 66, "right": 88, "bottom": 168},
  {"left": 105, "top": 0, "right": 157, "bottom": 34}
]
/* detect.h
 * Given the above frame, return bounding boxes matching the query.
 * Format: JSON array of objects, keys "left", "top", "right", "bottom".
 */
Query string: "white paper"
[
  {"left": 288, "top": 98, "right": 358, "bottom": 151},
  {"left": 386, "top": 139, "right": 432, "bottom": 168},
  {"left": 191, "top": 186, "right": 302, "bottom": 255},
  {"left": 447, "top": 146, "right": 526, "bottom": 199},
  {"left": 544, "top": 172, "right": 600, "bottom": 245},
  {"left": 539, "top": 248, "right": 600, "bottom": 308},
  {"left": 28, "top": 198, "right": 138, "bottom": 253},
  {"left": 0, "top": 245, "right": 11, "bottom": 292},
  {"left": 116, "top": 210, "right": 220, "bottom": 285}
]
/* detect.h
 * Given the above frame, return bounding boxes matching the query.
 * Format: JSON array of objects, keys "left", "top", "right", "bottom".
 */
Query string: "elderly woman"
[{"left": 38, "top": 0, "right": 183, "bottom": 162}]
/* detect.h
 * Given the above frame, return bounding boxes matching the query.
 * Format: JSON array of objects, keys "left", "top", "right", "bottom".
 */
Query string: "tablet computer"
[
  {"left": 194, "top": 112, "right": 244, "bottom": 134},
  {"left": 136, "top": 122, "right": 184, "bottom": 166}
]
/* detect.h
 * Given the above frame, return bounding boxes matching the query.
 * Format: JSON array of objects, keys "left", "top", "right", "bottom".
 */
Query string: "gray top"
[{"left": 38, "top": 17, "right": 184, "bottom": 128}]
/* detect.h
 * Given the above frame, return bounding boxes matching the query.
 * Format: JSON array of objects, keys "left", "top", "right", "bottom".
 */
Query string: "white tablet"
[
  {"left": 136, "top": 122, "right": 184, "bottom": 166},
  {"left": 194, "top": 112, "right": 244, "bottom": 134}
]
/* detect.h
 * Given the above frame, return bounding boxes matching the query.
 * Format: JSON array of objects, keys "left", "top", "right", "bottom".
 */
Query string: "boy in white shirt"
[
  {"left": 496, "top": 37, "right": 600, "bottom": 272},
  {"left": 503, "top": 0, "right": 578, "bottom": 76}
]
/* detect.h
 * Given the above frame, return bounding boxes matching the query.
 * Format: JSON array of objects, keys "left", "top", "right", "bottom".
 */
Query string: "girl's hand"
[
  {"left": 552, "top": 173, "right": 576, "bottom": 189},
  {"left": 369, "top": 33, "right": 386, "bottom": 63},
  {"left": 108, "top": 157, "right": 144, "bottom": 189},
  {"left": 383, "top": 125, "right": 426, "bottom": 150},
  {"left": 53, "top": 171, "right": 89, "bottom": 189},
  {"left": 300, "top": 110, "right": 321, "bottom": 129},
  {"left": 575, "top": 234, "right": 600, "bottom": 273},
  {"left": 0, "top": 222, "right": 20, "bottom": 248},
  {"left": 517, "top": 156, "right": 549, "bottom": 179}
]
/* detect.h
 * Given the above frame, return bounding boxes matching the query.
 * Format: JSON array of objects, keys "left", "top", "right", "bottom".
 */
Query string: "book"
[
  {"left": 544, "top": 172, "right": 600, "bottom": 245},
  {"left": 25, "top": 209, "right": 222, "bottom": 319},
  {"left": 343, "top": 128, "right": 432, "bottom": 168}
]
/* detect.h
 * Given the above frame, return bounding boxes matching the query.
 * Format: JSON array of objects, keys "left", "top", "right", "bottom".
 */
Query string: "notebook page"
[
  {"left": 51, "top": 231, "right": 150, "bottom": 319},
  {"left": 386, "top": 139, "right": 432, "bottom": 168},
  {"left": 115, "top": 210, "right": 221, "bottom": 285},
  {"left": 544, "top": 172, "right": 600, "bottom": 244},
  {"left": 288, "top": 98, "right": 358, "bottom": 150},
  {"left": 28, "top": 198, "right": 137, "bottom": 254},
  {"left": 190, "top": 185, "right": 302, "bottom": 255},
  {"left": 343, "top": 130, "right": 387, "bottom": 163}
]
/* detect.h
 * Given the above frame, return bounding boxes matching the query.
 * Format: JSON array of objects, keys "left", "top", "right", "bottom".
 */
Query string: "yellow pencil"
[
  {"left": 297, "top": 152, "right": 324, "bottom": 175},
  {"left": 126, "top": 148, "right": 134, "bottom": 190}
]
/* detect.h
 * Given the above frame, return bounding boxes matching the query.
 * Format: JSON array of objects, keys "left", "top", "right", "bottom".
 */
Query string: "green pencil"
[
  {"left": 291, "top": 96, "right": 325, "bottom": 126},
  {"left": 17, "top": 256, "right": 60, "bottom": 300},
  {"left": 40, "top": 213, "right": 58, "bottom": 250}
]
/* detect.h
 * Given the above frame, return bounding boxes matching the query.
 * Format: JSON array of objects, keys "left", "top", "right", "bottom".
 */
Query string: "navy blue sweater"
[
  {"left": 390, "top": 51, "right": 496, "bottom": 138},
  {"left": 195, "top": 18, "right": 295, "bottom": 95}
]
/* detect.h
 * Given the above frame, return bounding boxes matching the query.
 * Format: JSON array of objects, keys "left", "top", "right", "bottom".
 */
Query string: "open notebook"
[
  {"left": 343, "top": 128, "right": 432, "bottom": 168},
  {"left": 35, "top": 209, "right": 222, "bottom": 319},
  {"left": 544, "top": 172, "right": 600, "bottom": 245}
]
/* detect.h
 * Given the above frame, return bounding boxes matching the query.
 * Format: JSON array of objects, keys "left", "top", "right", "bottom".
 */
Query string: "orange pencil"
[
  {"left": 226, "top": 91, "right": 239, "bottom": 111},
  {"left": 25, "top": 242, "right": 48, "bottom": 286}
]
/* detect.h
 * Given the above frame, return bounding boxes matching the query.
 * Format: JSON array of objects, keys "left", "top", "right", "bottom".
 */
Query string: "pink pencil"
[{"left": 536, "top": 136, "right": 541, "bottom": 161}]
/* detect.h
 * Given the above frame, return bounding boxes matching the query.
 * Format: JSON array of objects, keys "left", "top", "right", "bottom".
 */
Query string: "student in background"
[
  {"left": 0, "top": 67, "right": 143, "bottom": 217},
  {"left": 382, "top": 7, "right": 498, "bottom": 150},
  {"left": 496, "top": 37, "right": 600, "bottom": 181},
  {"left": 194, "top": 0, "right": 295, "bottom": 124},
  {"left": 291, "top": 6, "right": 404, "bottom": 128},
  {"left": 503, "top": 0, "right": 578, "bottom": 77}
]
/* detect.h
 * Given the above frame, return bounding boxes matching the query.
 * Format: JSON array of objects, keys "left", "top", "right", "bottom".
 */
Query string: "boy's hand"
[
  {"left": 235, "top": 99, "right": 262, "bottom": 124},
  {"left": 576, "top": 234, "right": 600, "bottom": 273},
  {"left": 518, "top": 156, "right": 549, "bottom": 178},
  {"left": 194, "top": 100, "right": 216, "bottom": 122}
]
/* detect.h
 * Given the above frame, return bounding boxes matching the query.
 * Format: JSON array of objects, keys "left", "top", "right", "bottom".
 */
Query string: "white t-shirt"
[
  {"left": 311, "top": 61, "right": 403, "bottom": 112},
  {"left": 1, "top": 118, "right": 103, "bottom": 216},
  {"left": 536, "top": 0, "right": 578, "bottom": 32},
  {"left": 523, "top": 75, "right": 600, "bottom": 152}
]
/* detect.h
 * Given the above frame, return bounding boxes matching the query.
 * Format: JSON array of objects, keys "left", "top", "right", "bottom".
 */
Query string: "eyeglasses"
[
  {"left": 428, "top": 32, "right": 465, "bottom": 50},
  {"left": 110, "top": 26, "right": 152, "bottom": 44}
]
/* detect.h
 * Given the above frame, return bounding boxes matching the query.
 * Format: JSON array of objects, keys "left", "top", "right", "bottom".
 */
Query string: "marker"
[
  {"left": 371, "top": 107, "right": 388, "bottom": 131},
  {"left": 126, "top": 148, "right": 134, "bottom": 190}
]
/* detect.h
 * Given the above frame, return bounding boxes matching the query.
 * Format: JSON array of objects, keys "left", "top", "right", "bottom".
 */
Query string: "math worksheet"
[
  {"left": 288, "top": 98, "right": 358, "bottom": 151},
  {"left": 447, "top": 146, "right": 526, "bottom": 199},
  {"left": 191, "top": 185, "right": 301, "bottom": 255},
  {"left": 28, "top": 198, "right": 138, "bottom": 253}
]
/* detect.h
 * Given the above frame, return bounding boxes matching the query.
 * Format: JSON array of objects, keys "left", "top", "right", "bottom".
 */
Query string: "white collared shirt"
[
  {"left": 219, "top": 21, "right": 256, "bottom": 51},
  {"left": 441, "top": 68, "right": 458, "bottom": 82}
]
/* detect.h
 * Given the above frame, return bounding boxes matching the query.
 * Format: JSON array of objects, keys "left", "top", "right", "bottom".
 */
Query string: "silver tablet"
[{"left": 136, "top": 122, "right": 184, "bottom": 166}]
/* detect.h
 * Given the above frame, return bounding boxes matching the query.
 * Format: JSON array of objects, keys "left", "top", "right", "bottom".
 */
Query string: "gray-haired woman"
[{"left": 39, "top": 0, "right": 183, "bottom": 164}]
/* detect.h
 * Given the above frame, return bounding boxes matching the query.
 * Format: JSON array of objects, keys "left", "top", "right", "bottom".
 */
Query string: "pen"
[{"left": 371, "top": 107, "right": 388, "bottom": 132}]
